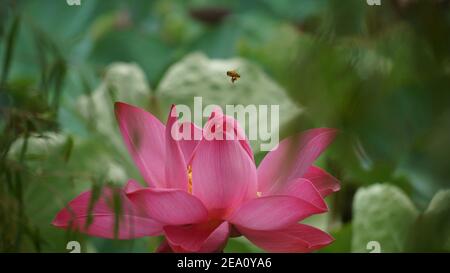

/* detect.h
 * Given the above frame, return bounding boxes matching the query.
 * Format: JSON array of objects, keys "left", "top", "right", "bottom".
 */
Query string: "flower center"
[{"left": 187, "top": 165, "right": 193, "bottom": 194}]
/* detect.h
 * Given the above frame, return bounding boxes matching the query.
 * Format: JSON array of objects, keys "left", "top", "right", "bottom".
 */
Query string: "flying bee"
[{"left": 226, "top": 69, "right": 240, "bottom": 83}]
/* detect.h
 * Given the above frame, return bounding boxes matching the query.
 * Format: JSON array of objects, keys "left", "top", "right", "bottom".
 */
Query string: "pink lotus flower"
[{"left": 53, "top": 102, "right": 340, "bottom": 253}]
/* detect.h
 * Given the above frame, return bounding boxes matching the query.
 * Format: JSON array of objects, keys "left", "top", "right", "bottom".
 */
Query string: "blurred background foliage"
[{"left": 0, "top": 0, "right": 449, "bottom": 252}]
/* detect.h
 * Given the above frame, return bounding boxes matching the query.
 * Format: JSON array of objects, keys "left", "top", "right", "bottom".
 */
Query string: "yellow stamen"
[
  {"left": 187, "top": 165, "right": 193, "bottom": 194},
  {"left": 256, "top": 191, "right": 262, "bottom": 197}
]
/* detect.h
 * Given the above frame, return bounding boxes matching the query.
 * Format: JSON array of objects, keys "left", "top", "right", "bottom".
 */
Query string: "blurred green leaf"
[
  {"left": 405, "top": 190, "right": 450, "bottom": 252},
  {"left": 319, "top": 224, "right": 352, "bottom": 253},
  {"left": 352, "top": 184, "right": 419, "bottom": 252}
]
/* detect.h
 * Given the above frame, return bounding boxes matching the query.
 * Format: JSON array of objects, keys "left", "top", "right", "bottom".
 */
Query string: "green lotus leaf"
[{"left": 352, "top": 184, "right": 419, "bottom": 252}]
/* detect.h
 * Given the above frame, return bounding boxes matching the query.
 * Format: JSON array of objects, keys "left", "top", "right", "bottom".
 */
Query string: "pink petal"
[
  {"left": 304, "top": 166, "right": 340, "bottom": 197},
  {"left": 115, "top": 102, "right": 166, "bottom": 187},
  {"left": 164, "top": 105, "right": 189, "bottom": 190},
  {"left": 127, "top": 188, "right": 208, "bottom": 225},
  {"left": 204, "top": 109, "right": 257, "bottom": 201},
  {"left": 164, "top": 221, "right": 230, "bottom": 252},
  {"left": 191, "top": 136, "right": 257, "bottom": 217},
  {"left": 53, "top": 188, "right": 163, "bottom": 239},
  {"left": 198, "top": 221, "right": 230, "bottom": 252},
  {"left": 124, "top": 179, "right": 144, "bottom": 194},
  {"left": 257, "top": 128, "right": 338, "bottom": 194},
  {"left": 156, "top": 239, "right": 190, "bottom": 253},
  {"left": 237, "top": 223, "right": 334, "bottom": 253},
  {"left": 178, "top": 121, "right": 202, "bottom": 164},
  {"left": 165, "top": 243, "right": 185, "bottom": 253},
  {"left": 205, "top": 109, "right": 254, "bottom": 161},
  {"left": 267, "top": 178, "right": 327, "bottom": 211},
  {"left": 203, "top": 111, "right": 257, "bottom": 202},
  {"left": 228, "top": 196, "right": 326, "bottom": 231}
]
